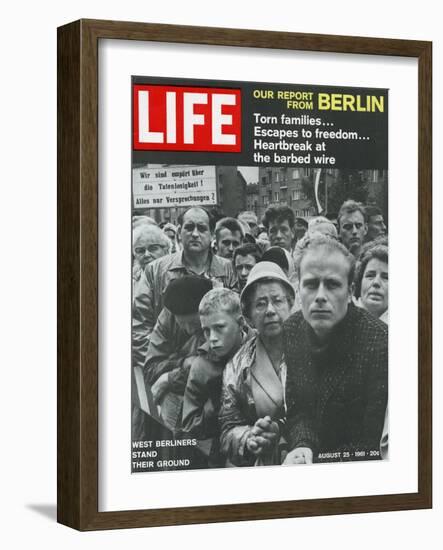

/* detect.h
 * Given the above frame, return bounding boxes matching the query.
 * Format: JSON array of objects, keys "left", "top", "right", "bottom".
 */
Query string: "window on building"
[
  {"left": 274, "top": 191, "right": 279, "bottom": 202},
  {"left": 292, "top": 169, "right": 300, "bottom": 179}
]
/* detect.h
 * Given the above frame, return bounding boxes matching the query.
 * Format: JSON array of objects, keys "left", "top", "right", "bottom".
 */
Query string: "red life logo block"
[{"left": 133, "top": 85, "right": 242, "bottom": 152}]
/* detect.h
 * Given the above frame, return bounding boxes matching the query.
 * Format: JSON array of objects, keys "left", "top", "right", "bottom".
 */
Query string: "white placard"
[
  {"left": 133, "top": 165, "right": 217, "bottom": 209},
  {"left": 99, "top": 38, "right": 418, "bottom": 512}
]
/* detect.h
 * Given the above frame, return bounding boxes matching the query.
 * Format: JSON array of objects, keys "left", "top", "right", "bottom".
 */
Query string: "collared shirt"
[{"left": 132, "top": 250, "right": 237, "bottom": 368}]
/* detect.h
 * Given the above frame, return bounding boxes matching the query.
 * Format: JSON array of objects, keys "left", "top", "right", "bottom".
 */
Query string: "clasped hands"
[{"left": 245, "top": 416, "right": 279, "bottom": 457}]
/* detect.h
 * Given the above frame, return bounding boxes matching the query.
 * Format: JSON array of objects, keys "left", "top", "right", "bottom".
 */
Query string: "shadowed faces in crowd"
[
  {"left": 238, "top": 211, "right": 259, "bottom": 238},
  {"left": 233, "top": 244, "right": 262, "bottom": 290},
  {"left": 216, "top": 228, "right": 243, "bottom": 259},
  {"left": 367, "top": 214, "right": 387, "bottom": 241},
  {"left": 263, "top": 206, "right": 296, "bottom": 252},
  {"left": 175, "top": 313, "right": 202, "bottom": 336},
  {"left": 215, "top": 218, "right": 244, "bottom": 259},
  {"left": 339, "top": 209, "right": 367, "bottom": 257},
  {"left": 268, "top": 219, "right": 294, "bottom": 252},
  {"left": 235, "top": 254, "right": 257, "bottom": 289}
]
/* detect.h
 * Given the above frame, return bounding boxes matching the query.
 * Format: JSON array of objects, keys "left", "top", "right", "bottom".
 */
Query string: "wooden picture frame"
[{"left": 57, "top": 19, "right": 432, "bottom": 530}]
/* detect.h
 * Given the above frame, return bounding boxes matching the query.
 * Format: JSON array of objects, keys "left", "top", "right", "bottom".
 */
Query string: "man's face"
[
  {"left": 234, "top": 254, "right": 258, "bottom": 289},
  {"left": 133, "top": 233, "right": 168, "bottom": 269},
  {"left": 175, "top": 312, "right": 202, "bottom": 336},
  {"left": 268, "top": 219, "right": 295, "bottom": 251},
  {"left": 339, "top": 210, "right": 367, "bottom": 256},
  {"left": 216, "top": 228, "right": 243, "bottom": 259},
  {"left": 367, "top": 214, "right": 387, "bottom": 241},
  {"left": 294, "top": 220, "right": 307, "bottom": 240},
  {"left": 248, "top": 281, "right": 292, "bottom": 339},
  {"left": 299, "top": 246, "right": 352, "bottom": 341},
  {"left": 200, "top": 310, "right": 242, "bottom": 359},
  {"left": 239, "top": 213, "right": 259, "bottom": 237},
  {"left": 179, "top": 208, "right": 212, "bottom": 255}
]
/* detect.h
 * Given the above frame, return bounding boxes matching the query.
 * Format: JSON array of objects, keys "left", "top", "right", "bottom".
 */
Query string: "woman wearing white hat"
[{"left": 219, "top": 261, "right": 295, "bottom": 466}]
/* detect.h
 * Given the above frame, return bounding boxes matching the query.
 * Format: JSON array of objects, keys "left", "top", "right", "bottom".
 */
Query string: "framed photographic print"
[{"left": 57, "top": 19, "right": 432, "bottom": 530}]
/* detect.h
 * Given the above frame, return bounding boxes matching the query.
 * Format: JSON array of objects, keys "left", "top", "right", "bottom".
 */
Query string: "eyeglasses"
[
  {"left": 253, "top": 295, "right": 288, "bottom": 312},
  {"left": 134, "top": 244, "right": 166, "bottom": 255}
]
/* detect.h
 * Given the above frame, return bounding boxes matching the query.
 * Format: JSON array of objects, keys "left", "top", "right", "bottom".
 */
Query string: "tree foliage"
[{"left": 301, "top": 170, "right": 369, "bottom": 216}]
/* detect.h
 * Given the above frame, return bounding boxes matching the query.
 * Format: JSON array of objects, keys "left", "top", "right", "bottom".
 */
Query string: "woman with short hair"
[
  {"left": 132, "top": 224, "right": 170, "bottom": 296},
  {"left": 354, "top": 242, "right": 389, "bottom": 324},
  {"left": 354, "top": 240, "right": 389, "bottom": 458}
]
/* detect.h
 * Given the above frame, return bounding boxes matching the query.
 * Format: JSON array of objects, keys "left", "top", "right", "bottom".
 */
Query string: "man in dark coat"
[{"left": 283, "top": 234, "right": 388, "bottom": 464}]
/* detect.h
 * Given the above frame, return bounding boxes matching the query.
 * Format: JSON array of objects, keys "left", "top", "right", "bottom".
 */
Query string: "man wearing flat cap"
[
  {"left": 133, "top": 206, "right": 237, "bottom": 369},
  {"left": 144, "top": 276, "right": 213, "bottom": 419}
]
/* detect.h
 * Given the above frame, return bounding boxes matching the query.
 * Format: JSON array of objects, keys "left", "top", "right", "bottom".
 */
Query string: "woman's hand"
[{"left": 246, "top": 416, "right": 279, "bottom": 456}]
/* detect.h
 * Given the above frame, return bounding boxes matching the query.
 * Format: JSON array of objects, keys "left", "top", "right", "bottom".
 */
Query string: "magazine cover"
[{"left": 131, "top": 76, "right": 388, "bottom": 473}]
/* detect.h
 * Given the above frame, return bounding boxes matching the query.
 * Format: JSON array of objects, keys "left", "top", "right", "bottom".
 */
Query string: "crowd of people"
[{"left": 132, "top": 199, "right": 389, "bottom": 468}]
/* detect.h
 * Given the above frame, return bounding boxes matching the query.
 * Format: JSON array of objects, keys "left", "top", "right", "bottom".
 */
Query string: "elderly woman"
[
  {"left": 354, "top": 241, "right": 389, "bottom": 324},
  {"left": 132, "top": 223, "right": 170, "bottom": 294},
  {"left": 219, "top": 261, "right": 295, "bottom": 466},
  {"left": 355, "top": 241, "right": 389, "bottom": 458}
]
